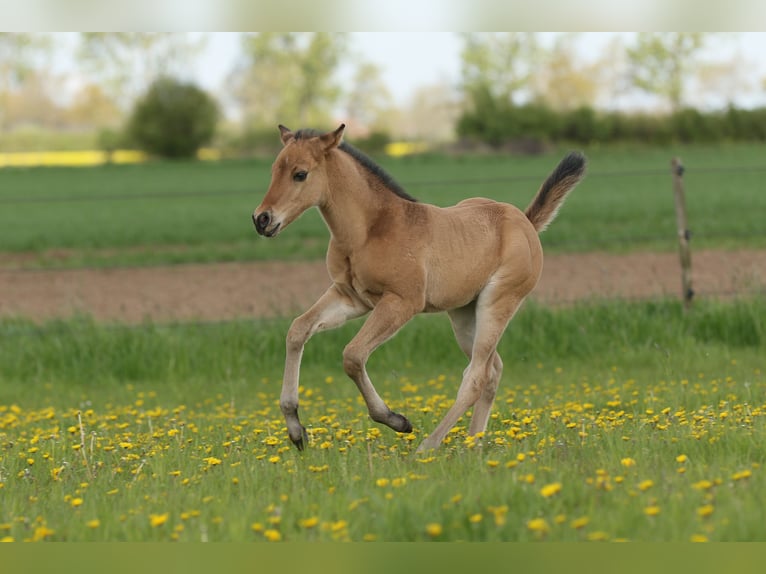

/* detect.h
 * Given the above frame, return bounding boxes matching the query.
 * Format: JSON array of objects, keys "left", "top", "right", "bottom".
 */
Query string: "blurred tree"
[
  {"left": 396, "top": 82, "right": 461, "bottom": 142},
  {"left": 66, "top": 83, "right": 123, "bottom": 129},
  {"left": 127, "top": 76, "right": 219, "bottom": 159},
  {"left": 0, "top": 33, "right": 54, "bottom": 131},
  {"left": 459, "top": 32, "right": 541, "bottom": 107},
  {"left": 232, "top": 33, "right": 347, "bottom": 129},
  {"left": 78, "top": 33, "right": 206, "bottom": 110},
  {"left": 534, "top": 34, "right": 600, "bottom": 111},
  {"left": 344, "top": 62, "right": 394, "bottom": 134},
  {"left": 626, "top": 33, "right": 709, "bottom": 111}
]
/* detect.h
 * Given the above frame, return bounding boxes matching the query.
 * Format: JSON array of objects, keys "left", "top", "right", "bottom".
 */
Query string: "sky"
[{"left": 196, "top": 32, "right": 766, "bottom": 111}]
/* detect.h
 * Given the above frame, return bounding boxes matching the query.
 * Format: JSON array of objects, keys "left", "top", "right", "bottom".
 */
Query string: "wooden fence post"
[{"left": 671, "top": 157, "right": 694, "bottom": 310}]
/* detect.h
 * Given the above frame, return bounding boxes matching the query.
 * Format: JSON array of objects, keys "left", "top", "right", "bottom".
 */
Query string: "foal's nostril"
[{"left": 254, "top": 211, "right": 271, "bottom": 234}]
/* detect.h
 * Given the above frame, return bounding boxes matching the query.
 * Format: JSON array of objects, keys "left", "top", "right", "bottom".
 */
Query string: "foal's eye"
[{"left": 293, "top": 171, "right": 308, "bottom": 182}]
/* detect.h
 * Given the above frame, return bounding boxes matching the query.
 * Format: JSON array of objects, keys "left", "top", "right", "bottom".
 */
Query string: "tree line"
[{"left": 1, "top": 33, "right": 765, "bottom": 158}]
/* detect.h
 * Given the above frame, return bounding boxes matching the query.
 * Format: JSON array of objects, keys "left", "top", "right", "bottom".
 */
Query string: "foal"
[{"left": 253, "top": 124, "right": 586, "bottom": 452}]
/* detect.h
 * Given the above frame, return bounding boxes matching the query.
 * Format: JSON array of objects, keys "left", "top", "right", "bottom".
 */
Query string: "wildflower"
[
  {"left": 587, "top": 531, "right": 610, "bottom": 541},
  {"left": 732, "top": 469, "right": 752, "bottom": 481},
  {"left": 203, "top": 456, "right": 222, "bottom": 466},
  {"left": 692, "top": 480, "right": 714, "bottom": 491},
  {"left": 263, "top": 529, "right": 282, "bottom": 542},
  {"left": 570, "top": 516, "right": 590, "bottom": 530},
  {"left": 32, "top": 526, "right": 54, "bottom": 541},
  {"left": 425, "top": 523, "right": 443, "bottom": 537},
  {"left": 70, "top": 497, "right": 84, "bottom": 508},
  {"left": 621, "top": 457, "right": 636, "bottom": 468},
  {"left": 644, "top": 505, "right": 661, "bottom": 516},
  {"left": 251, "top": 522, "right": 264, "bottom": 532},
  {"left": 527, "top": 518, "right": 549, "bottom": 535},
  {"left": 486, "top": 460, "right": 500, "bottom": 468},
  {"left": 540, "top": 482, "right": 562, "bottom": 498},
  {"left": 299, "top": 516, "right": 319, "bottom": 529},
  {"left": 697, "top": 504, "right": 714, "bottom": 518},
  {"left": 469, "top": 513, "right": 483, "bottom": 524},
  {"left": 487, "top": 505, "right": 508, "bottom": 527},
  {"left": 690, "top": 534, "right": 709, "bottom": 543},
  {"left": 86, "top": 519, "right": 100, "bottom": 529},
  {"left": 676, "top": 454, "right": 688, "bottom": 463},
  {"left": 268, "top": 456, "right": 280, "bottom": 464},
  {"left": 149, "top": 513, "right": 169, "bottom": 527},
  {"left": 376, "top": 478, "right": 390, "bottom": 488},
  {"left": 637, "top": 479, "right": 654, "bottom": 491}
]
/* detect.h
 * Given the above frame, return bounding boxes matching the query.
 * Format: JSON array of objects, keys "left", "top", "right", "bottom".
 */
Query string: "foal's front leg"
[
  {"left": 342, "top": 293, "right": 419, "bottom": 434},
  {"left": 281, "top": 285, "right": 368, "bottom": 450}
]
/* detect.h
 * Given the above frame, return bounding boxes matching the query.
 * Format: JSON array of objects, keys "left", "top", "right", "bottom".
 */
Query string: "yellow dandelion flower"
[
  {"left": 469, "top": 513, "right": 483, "bottom": 524},
  {"left": 540, "top": 482, "right": 562, "bottom": 498},
  {"left": 251, "top": 522, "right": 264, "bottom": 532},
  {"left": 268, "top": 456, "right": 280, "bottom": 464},
  {"left": 86, "top": 519, "right": 100, "bottom": 529},
  {"left": 570, "top": 516, "right": 590, "bottom": 530},
  {"left": 263, "top": 529, "right": 282, "bottom": 542},
  {"left": 690, "top": 534, "right": 709, "bottom": 543},
  {"left": 527, "top": 518, "right": 549, "bottom": 535},
  {"left": 32, "top": 526, "right": 54, "bottom": 541},
  {"left": 376, "top": 478, "right": 390, "bottom": 488},
  {"left": 425, "top": 523, "right": 443, "bottom": 537},
  {"left": 587, "top": 531, "right": 610, "bottom": 541},
  {"left": 697, "top": 504, "right": 714, "bottom": 518},
  {"left": 692, "top": 479, "right": 714, "bottom": 491},
  {"left": 149, "top": 513, "right": 169, "bottom": 527},
  {"left": 330, "top": 520, "right": 348, "bottom": 532},
  {"left": 204, "top": 456, "right": 222, "bottom": 466},
  {"left": 644, "top": 505, "right": 661, "bottom": 516},
  {"left": 676, "top": 454, "right": 688, "bottom": 463},
  {"left": 299, "top": 516, "right": 319, "bottom": 529},
  {"left": 486, "top": 460, "right": 500, "bottom": 468},
  {"left": 1, "top": 536, "right": 14, "bottom": 543},
  {"left": 70, "top": 497, "right": 84, "bottom": 508},
  {"left": 620, "top": 457, "right": 636, "bottom": 468},
  {"left": 637, "top": 479, "right": 654, "bottom": 491},
  {"left": 732, "top": 469, "right": 752, "bottom": 481},
  {"left": 363, "top": 533, "right": 377, "bottom": 541}
]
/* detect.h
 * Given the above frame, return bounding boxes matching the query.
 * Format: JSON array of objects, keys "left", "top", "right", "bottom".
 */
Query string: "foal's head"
[{"left": 252, "top": 124, "right": 345, "bottom": 237}]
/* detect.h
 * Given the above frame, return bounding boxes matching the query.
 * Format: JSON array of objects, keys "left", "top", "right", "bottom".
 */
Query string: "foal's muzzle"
[{"left": 253, "top": 210, "right": 280, "bottom": 237}]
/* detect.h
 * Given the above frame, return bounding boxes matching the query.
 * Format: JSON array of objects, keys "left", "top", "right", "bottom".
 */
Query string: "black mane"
[{"left": 293, "top": 128, "right": 418, "bottom": 203}]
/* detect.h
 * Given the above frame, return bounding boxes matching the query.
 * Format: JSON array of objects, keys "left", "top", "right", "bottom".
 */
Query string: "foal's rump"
[{"left": 421, "top": 200, "right": 541, "bottom": 312}]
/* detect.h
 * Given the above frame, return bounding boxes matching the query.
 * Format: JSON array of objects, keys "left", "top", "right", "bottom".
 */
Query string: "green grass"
[
  {"left": 1, "top": 142, "right": 765, "bottom": 269},
  {"left": 1, "top": 298, "right": 765, "bottom": 541}
]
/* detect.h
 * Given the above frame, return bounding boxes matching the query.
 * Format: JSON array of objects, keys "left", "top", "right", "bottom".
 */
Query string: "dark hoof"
[
  {"left": 392, "top": 412, "right": 413, "bottom": 434},
  {"left": 291, "top": 426, "right": 309, "bottom": 451}
]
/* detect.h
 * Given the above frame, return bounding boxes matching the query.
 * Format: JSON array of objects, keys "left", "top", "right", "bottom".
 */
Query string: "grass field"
[
  {"left": 2, "top": 142, "right": 766, "bottom": 543},
  {"left": 1, "top": 299, "right": 765, "bottom": 542},
  {"left": 1, "top": 142, "right": 765, "bottom": 268}
]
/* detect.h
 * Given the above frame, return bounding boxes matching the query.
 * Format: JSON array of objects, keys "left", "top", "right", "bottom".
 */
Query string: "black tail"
[{"left": 524, "top": 152, "right": 587, "bottom": 232}]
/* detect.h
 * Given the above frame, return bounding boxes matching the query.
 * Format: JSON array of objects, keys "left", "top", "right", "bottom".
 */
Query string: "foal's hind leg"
[
  {"left": 448, "top": 304, "right": 504, "bottom": 436},
  {"left": 417, "top": 292, "right": 524, "bottom": 452}
]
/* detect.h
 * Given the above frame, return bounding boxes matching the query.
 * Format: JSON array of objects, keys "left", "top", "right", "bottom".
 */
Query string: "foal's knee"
[
  {"left": 286, "top": 318, "right": 311, "bottom": 353},
  {"left": 342, "top": 344, "right": 365, "bottom": 379}
]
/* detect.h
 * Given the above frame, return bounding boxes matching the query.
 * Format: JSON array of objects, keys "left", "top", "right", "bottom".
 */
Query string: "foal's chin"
[{"left": 263, "top": 222, "right": 282, "bottom": 238}]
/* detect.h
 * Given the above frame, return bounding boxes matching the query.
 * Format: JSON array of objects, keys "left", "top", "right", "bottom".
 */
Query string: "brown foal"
[{"left": 253, "top": 124, "right": 586, "bottom": 452}]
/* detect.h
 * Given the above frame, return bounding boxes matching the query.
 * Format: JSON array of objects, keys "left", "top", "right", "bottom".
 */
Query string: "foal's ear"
[
  {"left": 320, "top": 124, "right": 346, "bottom": 151},
  {"left": 278, "top": 124, "right": 294, "bottom": 146}
]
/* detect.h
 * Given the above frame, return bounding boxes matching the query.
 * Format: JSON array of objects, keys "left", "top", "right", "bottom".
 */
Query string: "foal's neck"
[{"left": 319, "top": 151, "right": 400, "bottom": 248}]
